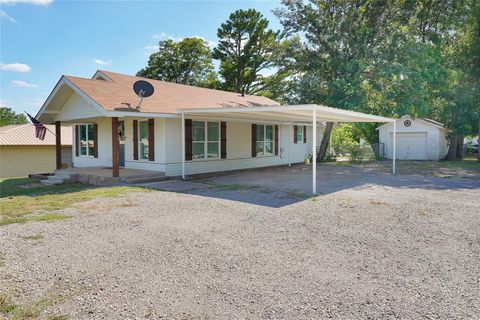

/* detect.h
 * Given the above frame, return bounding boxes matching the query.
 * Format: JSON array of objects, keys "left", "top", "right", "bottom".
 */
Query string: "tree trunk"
[
  {"left": 446, "top": 134, "right": 465, "bottom": 160},
  {"left": 317, "top": 122, "right": 334, "bottom": 161},
  {"left": 456, "top": 134, "right": 465, "bottom": 160}
]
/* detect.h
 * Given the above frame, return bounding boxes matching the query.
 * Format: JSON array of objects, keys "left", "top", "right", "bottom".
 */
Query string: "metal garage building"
[{"left": 377, "top": 115, "right": 448, "bottom": 161}]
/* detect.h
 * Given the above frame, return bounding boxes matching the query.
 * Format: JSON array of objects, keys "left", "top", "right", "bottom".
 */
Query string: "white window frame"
[
  {"left": 77, "top": 123, "right": 94, "bottom": 157},
  {"left": 256, "top": 124, "right": 275, "bottom": 157},
  {"left": 297, "top": 125, "right": 305, "bottom": 144},
  {"left": 192, "top": 120, "right": 220, "bottom": 161},
  {"left": 138, "top": 120, "right": 149, "bottom": 160}
]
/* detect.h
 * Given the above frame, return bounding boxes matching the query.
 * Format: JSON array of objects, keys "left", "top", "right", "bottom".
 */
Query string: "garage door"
[{"left": 389, "top": 132, "right": 427, "bottom": 160}]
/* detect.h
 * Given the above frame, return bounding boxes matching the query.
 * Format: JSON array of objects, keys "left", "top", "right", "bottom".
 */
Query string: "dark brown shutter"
[
  {"left": 221, "top": 121, "right": 227, "bottom": 159},
  {"left": 303, "top": 126, "right": 307, "bottom": 143},
  {"left": 274, "top": 125, "right": 279, "bottom": 156},
  {"left": 293, "top": 125, "right": 298, "bottom": 144},
  {"left": 185, "top": 119, "right": 193, "bottom": 161},
  {"left": 75, "top": 125, "right": 79, "bottom": 156},
  {"left": 93, "top": 123, "right": 98, "bottom": 158},
  {"left": 251, "top": 124, "right": 257, "bottom": 157},
  {"left": 133, "top": 120, "right": 139, "bottom": 160},
  {"left": 148, "top": 118, "right": 155, "bottom": 161}
]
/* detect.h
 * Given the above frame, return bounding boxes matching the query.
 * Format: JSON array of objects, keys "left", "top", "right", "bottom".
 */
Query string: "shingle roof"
[
  {"left": 0, "top": 124, "right": 72, "bottom": 146},
  {"left": 64, "top": 70, "right": 280, "bottom": 114}
]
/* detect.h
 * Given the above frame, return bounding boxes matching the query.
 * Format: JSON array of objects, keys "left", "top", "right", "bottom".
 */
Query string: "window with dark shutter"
[
  {"left": 274, "top": 125, "right": 279, "bottom": 155},
  {"left": 75, "top": 125, "right": 79, "bottom": 156},
  {"left": 185, "top": 119, "right": 193, "bottom": 161},
  {"left": 251, "top": 124, "right": 257, "bottom": 157},
  {"left": 221, "top": 121, "right": 227, "bottom": 159},
  {"left": 293, "top": 125, "right": 298, "bottom": 144},
  {"left": 148, "top": 118, "right": 155, "bottom": 161},
  {"left": 93, "top": 123, "right": 98, "bottom": 158},
  {"left": 303, "top": 126, "right": 307, "bottom": 143},
  {"left": 133, "top": 120, "right": 139, "bottom": 160}
]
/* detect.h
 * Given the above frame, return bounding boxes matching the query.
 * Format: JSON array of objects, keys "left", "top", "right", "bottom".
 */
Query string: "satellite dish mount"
[{"left": 133, "top": 80, "right": 154, "bottom": 110}]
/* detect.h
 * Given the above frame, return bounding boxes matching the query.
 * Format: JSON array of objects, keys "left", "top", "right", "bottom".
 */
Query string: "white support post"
[
  {"left": 312, "top": 109, "right": 317, "bottom": 194},
  {"left": 288, "top": 124, "right": 292, "bottom": 167},
  {"left": 392, "top": 120, "right": 396, "bottom": 175},
  {"left": 181, "top": 112, "right": 185, "bottom": 179}
]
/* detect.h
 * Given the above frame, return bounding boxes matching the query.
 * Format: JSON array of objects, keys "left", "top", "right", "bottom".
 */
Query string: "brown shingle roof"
[
  {"left": 0, "top": 124, "right": 72, "bottom": 146},
  {"left": 65, "top": 70, "right": 279, "bottom": 114}
]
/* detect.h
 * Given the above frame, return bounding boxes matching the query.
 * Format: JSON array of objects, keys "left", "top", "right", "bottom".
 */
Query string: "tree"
[
  {"left": 0, "top": 107, "right": 28, "bottom": 127},
  {"left": 137, "top": 37, "right": 218, "bottom": 88},
  {"left": 274, "top": 0, "right": 392, "bottom": 160},
  {"left": 213, "top": 9, "right": 283, "bottom": 95}
]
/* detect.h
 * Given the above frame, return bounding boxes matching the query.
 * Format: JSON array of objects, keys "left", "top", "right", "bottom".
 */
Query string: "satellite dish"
[{"left": 133, "top": 80, "right": 154, "bottom": 109}]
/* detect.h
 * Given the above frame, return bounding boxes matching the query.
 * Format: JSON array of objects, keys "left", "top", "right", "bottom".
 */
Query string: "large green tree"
[
  {"left": 275, "top": 0, "right": 478, "bottom": 160},
  {"left": 213, "top": 9, "right": 283, "bottom": 95},
  {"left": 275, "top": 0, "right": 393, "bottom": 159},
  {"left": 0, "top": 107, "right": 28, "bottom": 127},
  {"left": 137, "top": 37, "right": 218, "bottom": 88}
]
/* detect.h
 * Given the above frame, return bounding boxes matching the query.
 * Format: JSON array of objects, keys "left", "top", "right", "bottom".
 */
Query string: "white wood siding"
[
  {"left": 123, "top": 117, "right": 166, "bottom": 171},
  {"left": 379, "top": 117, "right": 447, "bottom": 160},
  {"left": 54, "top": 92, "right": 103, "bottom": 122},
  {"left": 72, "top": 118, "right": 112, "bottom": 167},
  {"left": 164, "top": 118, "right": 314, "bottom": 176}
]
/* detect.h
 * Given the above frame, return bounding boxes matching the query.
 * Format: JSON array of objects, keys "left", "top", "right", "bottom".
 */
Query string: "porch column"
[
  {"left": 181, "top": 111, "right": 185, "bottom": 179},
  {"left": 111, "top": 117, "right": 119, "bottom": 177},
  {"left": 55, "top": 121, "right": 62, "bottom": 170},
  {"left": 312, "top": 108, "right": 317, "bottom": 195},
  {"left": 288, "top": 124, "right": 292, "bottom": 167},
  {"left": 392, "top": 120, "right": 396, "bottom": 174}
]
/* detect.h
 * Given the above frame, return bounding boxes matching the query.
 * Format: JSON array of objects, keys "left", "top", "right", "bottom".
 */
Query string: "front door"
[{"left": 118, "top": 121, "right": 125, "bottom": 167}]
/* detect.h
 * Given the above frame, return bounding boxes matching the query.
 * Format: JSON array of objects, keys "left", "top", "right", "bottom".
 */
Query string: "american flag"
[{"left": 26, "top": 113, "right": 47, "bottom": 140}]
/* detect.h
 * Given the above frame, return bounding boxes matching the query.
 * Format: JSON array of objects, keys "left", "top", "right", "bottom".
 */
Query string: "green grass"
[
  {"left": 0, "top": 177, "right": 151, "bottom": 226},
  {"left": 0, "top": 292, "right": 18, "bottom": 314}
]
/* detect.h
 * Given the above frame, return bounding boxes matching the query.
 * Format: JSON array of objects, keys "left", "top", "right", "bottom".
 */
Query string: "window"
[
  {"left": 139, "top": 120, "right": 149, "bottom": 160},
  {"left": 77, "top": 124, "right": 94, "bottom": 156},
  {"left": 192, "top": 121, "right": 220, "bottom": 160},
  {"left": 297, "top": 125, "right": 304, "bottom": 143},
  {"left": 256, "top": 124, "right": 275, "bottom": 156}
]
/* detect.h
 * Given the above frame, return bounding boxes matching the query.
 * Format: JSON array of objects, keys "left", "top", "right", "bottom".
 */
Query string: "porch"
[{"left": 42, "top": 167, "right": 167, "bottom": 186}]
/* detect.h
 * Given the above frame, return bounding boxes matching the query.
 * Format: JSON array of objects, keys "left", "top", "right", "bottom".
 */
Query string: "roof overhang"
[{"left": 178, "top": 104, "right": 394, "bottom": 125}]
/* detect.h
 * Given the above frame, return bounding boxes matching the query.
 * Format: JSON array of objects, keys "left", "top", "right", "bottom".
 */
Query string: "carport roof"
[{"left": 179, "top": 104, "right": 394, "bottom": 124}]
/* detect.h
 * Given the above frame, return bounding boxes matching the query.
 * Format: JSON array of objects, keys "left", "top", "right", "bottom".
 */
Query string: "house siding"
[
  {"left": 379, "top": 117, "right": 446, "bottom": 160},
  {"left": 55, "top": 92, "right": 103, "bottom": 122},
  {"left": 72, "top": 118, "right": 112, "bottom": 167},
  {"left": 68, "top": 115, "right": 321, "bottom": 176},
  {"left": 0, "top": 145, "right": 72, "bottom": 178},
  {"left": 163, "top": 118, "right": 314, "bottom": 176}
]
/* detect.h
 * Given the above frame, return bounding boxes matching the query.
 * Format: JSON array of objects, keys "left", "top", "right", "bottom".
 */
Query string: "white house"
[
  {"left": 377, "top": 115, "right": 448, "bottom": 161},
  {"left": 35, "top": 70, "right": 394, "bottom": 193}
]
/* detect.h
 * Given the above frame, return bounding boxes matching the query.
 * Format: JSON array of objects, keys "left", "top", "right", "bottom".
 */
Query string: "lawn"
[{"left": 0, "top": 177, "right": 150, "bottom": 226}]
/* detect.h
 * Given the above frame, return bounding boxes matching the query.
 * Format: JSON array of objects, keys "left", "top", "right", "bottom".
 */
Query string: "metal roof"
[{"left": 0, "top": 124, "right": 72, "bottom": 146}]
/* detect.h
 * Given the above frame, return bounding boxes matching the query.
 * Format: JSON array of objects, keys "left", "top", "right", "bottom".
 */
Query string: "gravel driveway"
[{"left": 1, "top": 163, "right": 479, "bottom": 319}]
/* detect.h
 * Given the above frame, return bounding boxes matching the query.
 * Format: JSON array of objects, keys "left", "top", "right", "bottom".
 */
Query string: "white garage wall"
[{"left": 379, "top": 116, "right": 446, "bottom": 160}]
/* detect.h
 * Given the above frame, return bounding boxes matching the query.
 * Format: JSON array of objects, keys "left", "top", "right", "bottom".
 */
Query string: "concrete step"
[
  {"left": 54, "top": 171, "right": 78, "bottom": 178},
  {"left": 41, "top": 179, "right": 63, "bottom": 185}
]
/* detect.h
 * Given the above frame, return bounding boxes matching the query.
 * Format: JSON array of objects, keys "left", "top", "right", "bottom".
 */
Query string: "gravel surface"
[{"left": 1, "top": 164, "right": 479, "bottom": 319}]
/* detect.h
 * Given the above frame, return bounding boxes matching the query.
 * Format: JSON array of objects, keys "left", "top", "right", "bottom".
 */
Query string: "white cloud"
[
  {"left": 12, "top": 80, "right": 38, "bottom": 88},
  {"left": 0, "top": 63, "right": 31, "bottom": 72},
  {"left": 0, "top": 9, "right": 16, "bottom": 22},
  {"left": 0, "top": 0, "right": 53, "bottom": 5},
  {"left": 147, "top": 33, "right": 217, "bottom": 52},
  {"left": 94, "top": 59, "right": 109, "bottom": 65}
]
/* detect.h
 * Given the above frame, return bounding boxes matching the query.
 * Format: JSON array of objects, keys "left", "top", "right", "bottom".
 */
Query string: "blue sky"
[{"left": 0, "top": 0, "right": 282, "bottom": 116}]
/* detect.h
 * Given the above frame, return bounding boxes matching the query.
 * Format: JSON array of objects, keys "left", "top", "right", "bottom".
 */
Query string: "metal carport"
[{"left": 178, "top": 104, "right": 396, "bottom": 194}]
